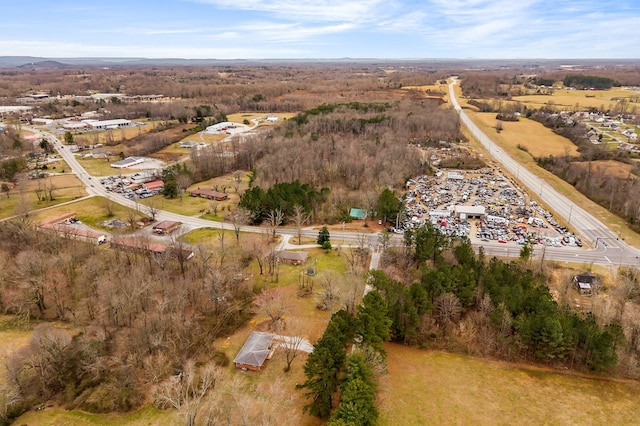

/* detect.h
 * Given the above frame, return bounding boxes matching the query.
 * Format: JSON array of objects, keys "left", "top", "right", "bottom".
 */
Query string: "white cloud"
[{"left": 191, "top": 0, "right": 386, "bottom": 23}]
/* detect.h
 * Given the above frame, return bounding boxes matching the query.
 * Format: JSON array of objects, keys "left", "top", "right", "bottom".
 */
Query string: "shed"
[
  {"left": 454, "top": 205, "right": 486, "bottom": 220},
  {"left": 144, "top": 180, "right": 164, "bottom": 192},
  {"left": 233, "top": 331, "right": 275, "bottom": 371},
  {"left": 275, "top": 250, "right": 309, "bottom": 265},
  {"left": 573, "top": 272, "right": 598, "bottom": 296},
  {"left": 349, "top": 208, "right": 367, "bottom": 220},
  {"left": 152, "top": 220, "right": 182, "bottom": 235}
]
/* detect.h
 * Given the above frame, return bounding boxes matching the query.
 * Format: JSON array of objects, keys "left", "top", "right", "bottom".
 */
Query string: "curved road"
[
  {"left": 35, "top": 102, "right": 640, "bottom": 268},
  {"left": 448, "top": 79, "right": 640, "bottom": 267}
]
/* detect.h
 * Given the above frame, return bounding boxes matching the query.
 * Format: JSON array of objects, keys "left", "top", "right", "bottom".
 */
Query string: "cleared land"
[
  {"left": 512, "top": 88, "right": 640, "bottom": 111},
  {"left": 31, "top": 196, "right": 144, "bottom": 230},
  {"left": 0, "top": 174, "right": 87, "bottom": 219},
  {"left": 468, "top": 111, "right": 580, "bottom": 158},
  {"left": 379, "top": 344, "right": 640, "bottom": 426}
]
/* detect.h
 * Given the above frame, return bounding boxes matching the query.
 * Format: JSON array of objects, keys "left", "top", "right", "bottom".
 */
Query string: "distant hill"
[
  {"left": 0, "top": 56, "right": 638, "bottom": 69},
  {"left": 17, "top": 60, "right": 69, "bottom": 70}
]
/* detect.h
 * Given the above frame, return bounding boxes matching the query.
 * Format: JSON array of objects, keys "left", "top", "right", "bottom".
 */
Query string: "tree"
[
  {"left": 376, "top": 188, "right": 400, "bottom": 224},
  {"left": 63, "top": 131, "right": 74, "bottom": 145},
  {"left": 290, "top": 204, "right": 310, "bottom": 245},
  {"left": 280, "top": 320, "right": 307, "bottom": 372},
  {"left": 302, "top": 310, "right": 353, "bottom": 419},
  {"left": 266, "top": 208, "right": 284, "bottom": 240},
  {"left": 355, "top": 291, "right": 392, "bottom": 357},
  {"left": 254, "top": 287, "right": 289, "bottom": 332},
  {"left": 330, "top": 353, "right": 378, "bottom": 426},
  {"left": 153, "top": 360, "right": 220, "bottom": 426},
  {"left": 227, "top": 207, "right": 250, "bottom": 244},
  {"left": 1, "top": 183, "right": 10, "bottom": 199},
  {"left": 146, "top": 198, "right": 161, "bottom": 221},
  {"left": 317, "top": 226, "right": 331, "bottom": 250}
]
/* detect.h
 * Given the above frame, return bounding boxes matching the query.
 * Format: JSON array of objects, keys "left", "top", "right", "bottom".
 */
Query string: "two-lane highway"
[{"left": 448, "top": 79, "right": 640, "bottom": 267}]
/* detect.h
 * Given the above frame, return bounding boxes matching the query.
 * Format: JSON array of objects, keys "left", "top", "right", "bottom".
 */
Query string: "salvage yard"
[{"left": 402, "top": 164, "right": 582, "bottom": 248}]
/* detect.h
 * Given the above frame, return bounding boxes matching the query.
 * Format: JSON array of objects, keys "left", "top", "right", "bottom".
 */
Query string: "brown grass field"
[
  {"left": 0, "top": 174, "right": 87, "bottom": 219},
  {"left": 512, "top": 88, "right": 640, "bottom": 111},
  {"left": 31, "top": 195, "right": 144, "bottom": 230},
  {"left": 569, "top": 160, "right": 637, "bottom": 179},
  {"left": 379, "top": 344, "right": 640, "bottom": 426},
  {"left": 461, "top": 110, "right": 640, "bottom": 249},
  {"left": 467, "top": 111, "right": 580, "bottom": 158}
]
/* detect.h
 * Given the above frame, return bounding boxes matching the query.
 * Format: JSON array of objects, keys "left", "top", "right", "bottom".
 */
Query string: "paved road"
[
  {"left": 448, "top": 79, "right": 640, "bottom": 267},
  {"left": 32, "top": 113, "right": 640, "bottom": 268}
]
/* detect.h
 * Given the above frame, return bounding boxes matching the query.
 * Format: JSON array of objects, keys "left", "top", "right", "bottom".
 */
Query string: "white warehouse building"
[{"left": 84, "top": 119, "right": 132, "bottom": 131}]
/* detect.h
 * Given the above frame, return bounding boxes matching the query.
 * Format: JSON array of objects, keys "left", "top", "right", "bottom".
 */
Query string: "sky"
[{"left": 1, "top": 0, "right": 639, "bottom": 59}]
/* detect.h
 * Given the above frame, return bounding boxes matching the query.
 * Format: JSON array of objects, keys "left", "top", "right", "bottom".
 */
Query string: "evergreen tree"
[
  {"left": 317, "top": 226, "right": 331, "bottom": 249},
  {"left": 356, "top": 291, "right": 392, "bottom": 356}
]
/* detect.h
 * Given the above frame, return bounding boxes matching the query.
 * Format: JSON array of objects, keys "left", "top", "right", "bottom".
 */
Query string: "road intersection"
[{"left": 33, "top": 96, "right": 640, "bottom": 268}]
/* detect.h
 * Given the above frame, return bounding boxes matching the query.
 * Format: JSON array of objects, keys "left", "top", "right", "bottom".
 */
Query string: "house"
[
  {"left": 233, "top": 331, "right": 275, "bottom": 371},
  {"left": 573, "top": 272, "right": 598, "bottom": 296},
  {"left": 349, "top": 208, "right": 367, "bottom": 220},
  {"left": 152, "top": 220, "right": 182, "bottom": 235},
  {"left": 32, "top": 118, "right": 53, "bottom": 125},
  {"left": 189, "top": 188, "right": 228, "bottom": 201},
  {"left": 275, "top": 250, "right": 309, "bottom": 265},
  {"left": 111, "top": 156, "right": 144, "bottom": 169},
  {"left": 111, "top": 236, "right": 195, "bottom": 260}
]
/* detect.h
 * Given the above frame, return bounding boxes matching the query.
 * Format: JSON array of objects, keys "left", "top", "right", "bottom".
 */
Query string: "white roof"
[{"left": 455, "top": 205, "right": 486, "bottom": 215}]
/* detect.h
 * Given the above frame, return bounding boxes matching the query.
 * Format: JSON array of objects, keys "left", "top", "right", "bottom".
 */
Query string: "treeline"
[
  {"left": 239, "top": 180, "right": 329, "bottom": 224},
  {"left": 301, "top": 291, "right": 391, "bottom": 424},
  {"left": 563, "top": 75, "right": 618, "bottom": 90},
  {"left": 0, "top": 220, "right": 255, "bottom": 422},
  {"left": 375, "top": 224, "right": 622, "bottom": 373}
]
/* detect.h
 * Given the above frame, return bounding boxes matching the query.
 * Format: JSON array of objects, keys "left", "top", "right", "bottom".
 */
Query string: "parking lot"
[
  {"left": 100, "top": 175, "right": 161, "bottom": 200},
  {"left": 400, "top": 165, "right": 582, "bottom": 248}
]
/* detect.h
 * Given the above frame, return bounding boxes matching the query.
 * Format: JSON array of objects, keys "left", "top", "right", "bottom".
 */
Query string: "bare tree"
[
  {"left": 290, "top": 204, "right": 310, "bottom": 245},
  {"left": 0, "top": 383, "right": 21, "bottom": 424},
  {"left": 254, "top": 287, "right": 289, "bottom": 332},
  {"left": 103, "top": 198, "right": 116, "bottom": 217},
  {"left": 435, "top": 292, "right": 462, "bottom": 328},
  {"left": 266, "top": 208, "right": 284, "bottom": 241},
  {"left": 278, "top": 320, "right": 307, "bottom": 372},
  {"left": 146, "top": 198, "right": 161, "bottom": 222},
  {"left": 317, "top": 272, "right": 342, "bottom": 312},
  {"left": 153, "top": 360, "right": 220, "bottom": 426},
  {"left": 226, "top": 207, "right": 250, "bottom": 244}
]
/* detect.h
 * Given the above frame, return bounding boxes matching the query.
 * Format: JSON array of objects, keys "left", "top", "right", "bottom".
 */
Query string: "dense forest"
[{"left": 0, "top": 220, "right": 256, "bottom": 423}]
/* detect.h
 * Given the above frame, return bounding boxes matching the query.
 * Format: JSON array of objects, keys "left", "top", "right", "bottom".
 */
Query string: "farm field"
[
  {"left": 379, "top": 344, "right": 640, "bottom": 426},
  {"left": 467, "top": 111, "right": 580, "bottom": 158},
  {"left": 512, "top": 88, "right": 640, "bottom": 111}
]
